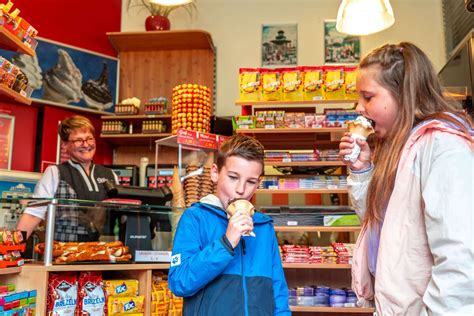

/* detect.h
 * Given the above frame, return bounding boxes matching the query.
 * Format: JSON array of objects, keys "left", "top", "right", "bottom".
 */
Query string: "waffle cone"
[
  {"left": 171, "top": 166, "right": 186, "bottom": 208},
  {"left": 348, "top": 121, "right": 374, "bottom": 138}
]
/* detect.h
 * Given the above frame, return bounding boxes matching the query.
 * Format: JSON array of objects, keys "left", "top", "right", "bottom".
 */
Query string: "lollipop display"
[{"left": 171, "top": 83, "right": 212, "bottom": 134}]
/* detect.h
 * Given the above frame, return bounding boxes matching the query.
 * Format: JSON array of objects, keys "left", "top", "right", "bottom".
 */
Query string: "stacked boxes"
[{"left": 0, "top": 285, "right": 36, "bottom": 316}]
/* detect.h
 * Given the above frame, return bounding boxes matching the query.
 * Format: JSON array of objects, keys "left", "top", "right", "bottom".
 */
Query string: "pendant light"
[
  {"left": 150, "top": 0, "right": 192, "bottom": 5},
  {"left": 336, "top": 0, "right": 395, "bottom": 36}
]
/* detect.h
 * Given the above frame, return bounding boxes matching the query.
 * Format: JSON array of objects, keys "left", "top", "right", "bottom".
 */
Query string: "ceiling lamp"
[
  {"left": 150, "top": 0, "right": 192, "bottom": 5},
  {"left": 336, "top": 0, "right": 395, "bottom": 36}
]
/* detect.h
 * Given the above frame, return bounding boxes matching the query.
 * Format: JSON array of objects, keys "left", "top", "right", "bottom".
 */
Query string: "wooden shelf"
[
  {"left": 283, "top": 263, "right": 351, "bottom": 269},
  {"left": 102, "top": 114, "right": 171, "bottom": 120},
  {"left": 0, "top": 27, "right": 36, "bottom": 56},
  {"left": 235, "top": 99, "right": 357, "bottom": 106},
  {"left": 237, "top": 127, "right": 347, "bottom": 134},
  {"left": 107, "top": 30, "right": 215, "bottom": 53},
  {"left": 275, "top": 226, "right": 361, "bottom": 233},
  {"left": 0, "top": 85, "right": 32, "bottom": 105},
  {"left": 256, "top": 188, "right": 348, "bottom": 194},
  {"left": 100, "top": 133, "right": 172, "bottom": 145},
  {"left": 265, "top": 161, "right": 344, "bottom": 167},
  {"left": 22, "top": 262, "right": 169, "bottom": 272},
  {"left": 0, "top": 266, "right": 21, "bottom": 275},
  {"left": 290, "top": 306, "right": 375, "bottom": 313}
]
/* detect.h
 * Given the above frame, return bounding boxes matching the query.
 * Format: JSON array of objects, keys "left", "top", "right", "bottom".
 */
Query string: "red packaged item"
[
  {"left": 77, "top": 271, "right": 107, "bottom": 316},
  {"left": 47, "top": 273, "right": 78, "bottom": 316}
]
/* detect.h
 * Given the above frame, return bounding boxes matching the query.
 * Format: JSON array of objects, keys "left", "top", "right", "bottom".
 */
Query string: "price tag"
[{"left": 287, "top": 221, "right": 298, "bottom": 226}]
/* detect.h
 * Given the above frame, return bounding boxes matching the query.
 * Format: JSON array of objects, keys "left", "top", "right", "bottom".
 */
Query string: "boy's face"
[{"left": 211, "top": 156, "right": 262, "bottom": 209}]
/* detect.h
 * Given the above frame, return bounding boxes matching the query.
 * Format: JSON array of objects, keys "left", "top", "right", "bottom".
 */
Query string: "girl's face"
[{"left": 355, "top": 66, "right": 399, "bottom": 138}]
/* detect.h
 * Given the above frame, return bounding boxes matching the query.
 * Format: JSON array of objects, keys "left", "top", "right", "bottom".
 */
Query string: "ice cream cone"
[
  {"left": 226, "top": 199, "right": 256, "bottom": 237},
  {"left": 344, "top": 116, "right": 374, "bottom": 163}
]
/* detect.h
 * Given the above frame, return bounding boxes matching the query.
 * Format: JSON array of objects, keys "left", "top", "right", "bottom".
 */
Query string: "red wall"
[
  {"left": 2, "top": 0, "right": 121, "bottom": 172},
  {"left": 11, "top": 0, "right": 122, "bottom": 57},
  {"left": 0, "top": 103, "right": 38, "bottom": 171}
]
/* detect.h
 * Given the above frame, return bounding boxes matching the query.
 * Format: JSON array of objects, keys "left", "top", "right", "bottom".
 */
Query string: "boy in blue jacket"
[{"left": 169, "top": 134, "right": 291, "bottom": 315}]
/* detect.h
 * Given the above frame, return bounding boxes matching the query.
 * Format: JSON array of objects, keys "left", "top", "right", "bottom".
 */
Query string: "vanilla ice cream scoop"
[{"left": 344, "top": 116, "right": 375, "bottom": 163}]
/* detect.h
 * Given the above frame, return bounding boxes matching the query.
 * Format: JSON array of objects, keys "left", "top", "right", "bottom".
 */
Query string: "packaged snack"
[
  {"left": 281, "top": 67, "right": 302, "bottom": 101},
  {"left": 239, "top": 68, "right": 261, "bottom": 101},
  {"left": 104, "top": 280, "right": 139, "bottom": 297},
  {"left": 77, "top": 271, "right": 107, "bottom": 316},
  {"left": 255, "top": 111, "right": 266, "bottom": 128},
  {"left": 284, "top": 112, "right": 295, "bottom": 128},
  {"left": 275, "top": 111, "right": 285, "bottom": 128},
  {"left": 344, "top": 66, "right": 358, "bottom": 100},
  {"left": 108, "top": 296, "right": 145, "bottom": 314},
  {"left": 261, "top": 68, "right": 281, "bottom": 101},
  {"left": 265, "top": 110, "right": 276, "bottom": 128},
  {"left": 47, "top": 273, "right": 78, "bottom": 316},
  {"left": 324, "top": 66, "right": 345, "bottom": 100},
  {"left": 302, "top": 66, "right": 324, "bottom": 101}
]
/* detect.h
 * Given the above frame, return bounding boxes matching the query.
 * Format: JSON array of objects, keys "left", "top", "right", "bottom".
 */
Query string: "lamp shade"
[
  {"left": 150, "top": 0, "right": 192, "bottom": 6},
  {"left": 336, "top": 0, "right": 395, "bottom": 36}
]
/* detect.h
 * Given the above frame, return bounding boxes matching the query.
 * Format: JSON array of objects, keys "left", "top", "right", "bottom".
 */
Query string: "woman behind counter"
[{"left": 17, "top": 115, "right": 118, "bottom": 242}]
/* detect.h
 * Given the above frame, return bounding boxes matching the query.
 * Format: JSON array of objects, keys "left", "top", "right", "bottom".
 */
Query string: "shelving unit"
[
  {"left": 236, "top": 99, "right": 372, "bottom": 315},
  {"left": 290, "top": 306, "right": 375, "bottom": 314},
  {"left": 0, "top": 266, "right": 22, "bottom": 275},
  {"left": 4, "top": 262, "right": 170, "bottom": 315},
  {"left": 103, "top": 30, "right": 216, "bottom": 165},
  {"left": 0, "top": 27, "right": 35, "bottom": 105}
]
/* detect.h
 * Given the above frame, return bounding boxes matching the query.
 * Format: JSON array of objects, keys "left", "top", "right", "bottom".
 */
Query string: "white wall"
[{"left": 122, "top": 0, "right": 445, "bottom": 116}]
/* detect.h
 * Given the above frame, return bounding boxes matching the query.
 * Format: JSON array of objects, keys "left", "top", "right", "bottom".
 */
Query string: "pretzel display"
[{"left": 35, "top": 241, "right": 131, "bottom": 263}]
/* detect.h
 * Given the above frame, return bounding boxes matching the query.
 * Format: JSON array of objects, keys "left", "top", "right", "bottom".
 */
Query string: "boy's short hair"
[
  {"left": 216, "top": 134, "right": 265, "bottom": 173},
  {"left": 58, "top": 115, "right": 95, "bottom": 141}
]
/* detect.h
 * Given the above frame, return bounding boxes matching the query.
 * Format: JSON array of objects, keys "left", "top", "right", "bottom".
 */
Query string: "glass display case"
[{"left": 5, "top": 198, "right": 183, "bottom": 266}]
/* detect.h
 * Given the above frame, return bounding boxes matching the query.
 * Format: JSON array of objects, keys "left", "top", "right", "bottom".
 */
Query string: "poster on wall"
[
  {"left": 262, "top": 24, "right": 298, "bottom": 66},
  {"left": 0, "top": 114, "right": 15, "bottom": 170},
  {"left": 324, "top": 20, "right": 361, "bottom": 64},
  {"left": 0, "top": 37, "right": 119, "bottom": 114}
]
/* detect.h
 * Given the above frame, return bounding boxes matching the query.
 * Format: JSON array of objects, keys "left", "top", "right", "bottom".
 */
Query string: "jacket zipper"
[{"left": 241, "top": 239, "right": 248, "bottom": 316}]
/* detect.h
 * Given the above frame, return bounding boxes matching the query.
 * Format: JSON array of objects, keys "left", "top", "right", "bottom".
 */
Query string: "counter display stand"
[
  {"left": 1, "top": 198, "right": 177, "bottom": 315},
  {"left": 236, "top": 99, "right": 375, "bottom": 315}
]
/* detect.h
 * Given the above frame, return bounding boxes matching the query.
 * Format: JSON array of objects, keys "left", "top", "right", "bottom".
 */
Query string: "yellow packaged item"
[
  {"left": 114, "top": 314, "right": 144, "bottom": 316},
  {"left": 281, "top": 67, "right": 302, "bottom": 101},
  {"left": 344, "top": 66, "right": 358, "bottom": 100},
  {"left": 104, "top": 279, "right": 139, "bottom": 297},
  {"left": 108, "top": 295, "right": 145, "bottom": 314},
  {"left": 302, "top": 66, "right": 324, "bottom": 100},
  {"left": 261, "top": 68, "right": 281, "bottom": 101},
  {"left": 239, "top": 68, "right": 261, "bottom": 102},
  {"left": 323, "top": 66, "right": 345, "bottom": 100}
]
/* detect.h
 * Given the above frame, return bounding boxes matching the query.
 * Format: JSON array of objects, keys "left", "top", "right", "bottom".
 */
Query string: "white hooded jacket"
[{"left": 349, "top": 119, "right": 474, "bottom": 316}]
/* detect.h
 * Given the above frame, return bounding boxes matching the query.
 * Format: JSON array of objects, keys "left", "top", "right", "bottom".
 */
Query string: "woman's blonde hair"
[
  {"left": 58, "top": 115, "right": 95, "bottom": 141},
  {"left": 360, "top": 42, "right": 472, "bottom": 227}
]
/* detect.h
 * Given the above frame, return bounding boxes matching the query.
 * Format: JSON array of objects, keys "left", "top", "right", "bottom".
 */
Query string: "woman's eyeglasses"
[{"left": 68, "top": 137, "right": 95, "bottom": 147}]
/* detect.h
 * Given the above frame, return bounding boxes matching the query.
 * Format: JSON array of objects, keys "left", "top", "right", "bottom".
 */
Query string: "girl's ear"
[{"left": 210, "top": 163, "right": 219, "bottom": 183}]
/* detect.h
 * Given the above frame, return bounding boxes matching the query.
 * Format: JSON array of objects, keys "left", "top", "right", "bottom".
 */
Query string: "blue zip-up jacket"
[{"left": 169, "top": 195, "right": 291, "bottom": 316}]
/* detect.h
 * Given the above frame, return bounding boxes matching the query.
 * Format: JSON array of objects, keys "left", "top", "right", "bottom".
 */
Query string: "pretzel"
[{"left": 34, "top": 241, "right": 132, "bottom": 263}]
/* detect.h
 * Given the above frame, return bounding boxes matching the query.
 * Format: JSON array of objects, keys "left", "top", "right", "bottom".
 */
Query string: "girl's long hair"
[{"left": 361, "top": 42, "right": 472, "bottom": 228}]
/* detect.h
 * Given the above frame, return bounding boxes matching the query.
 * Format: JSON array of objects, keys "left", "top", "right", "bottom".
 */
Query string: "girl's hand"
[
  {"left": 225, "top": 211, "right": 254, "bottom": 248},
  {"left": 339, "top": 132, "right": 372, "bottom": 171}
]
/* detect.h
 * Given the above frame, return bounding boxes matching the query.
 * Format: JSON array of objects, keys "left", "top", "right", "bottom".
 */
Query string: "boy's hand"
[{"left": 225, "top": 211, "right": 254, "bottom": 248}]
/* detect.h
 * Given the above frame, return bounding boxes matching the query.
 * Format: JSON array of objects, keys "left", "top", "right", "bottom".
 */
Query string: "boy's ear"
[{"left": 210, "top": 163, "right": 219, "bottom": 183}]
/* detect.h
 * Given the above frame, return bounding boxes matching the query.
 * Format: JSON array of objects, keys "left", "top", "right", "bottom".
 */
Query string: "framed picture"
[
  {"left": 262, "top": 24, "right": 298, "bottom": 66},
  {"left": 324, "top": 20, "right": 361, "bottom": 64},
  {"left": 0, "top": 37, "right": 119, "bottom": 114},
  {"left": 0, "top": 114, "right": 15, "bottom": 170}
]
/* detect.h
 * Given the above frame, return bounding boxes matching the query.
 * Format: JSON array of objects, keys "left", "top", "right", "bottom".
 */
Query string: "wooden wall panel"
[{"left": 118, "top": 49, "right": 215, "bottom": 114}]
